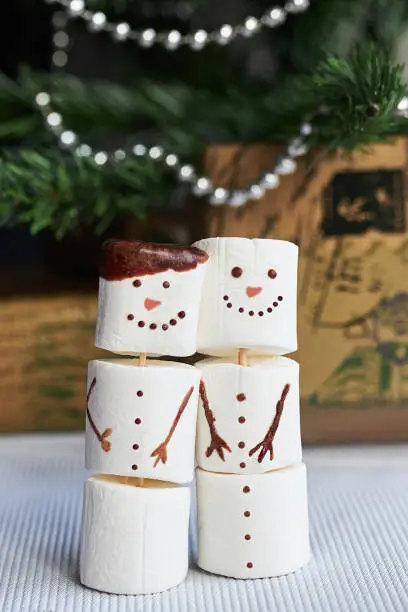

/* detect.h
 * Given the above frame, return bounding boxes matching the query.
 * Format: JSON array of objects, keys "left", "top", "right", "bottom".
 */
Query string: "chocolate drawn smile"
[
  {"left": 222, "top": 295, "right": 283, "bottom": 316},
  {"left": 126, "top": 309, "right": 186, "bottom": 330}
]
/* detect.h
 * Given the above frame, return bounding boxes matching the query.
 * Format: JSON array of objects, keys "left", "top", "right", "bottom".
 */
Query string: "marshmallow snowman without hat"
[
  {"left": 193, "top": 237, "right": 298, "bottom": 356},
  {"left": 194, "top": 236, "right": 310, "bottom": 580},
  {"left": 96, "top": 239, "right": 209, "bottom": 356}
]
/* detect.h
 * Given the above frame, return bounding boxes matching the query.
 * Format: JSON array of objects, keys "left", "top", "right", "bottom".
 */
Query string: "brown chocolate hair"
[{"left": 100, "top": 239, "right": 208, "bottom": 280}]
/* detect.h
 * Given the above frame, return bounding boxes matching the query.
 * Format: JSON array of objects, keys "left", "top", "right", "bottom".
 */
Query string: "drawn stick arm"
[
  {"left": 151, "top": 385, "right": 194, "bottom": 467},
  {"left": 199, "top": 380, "right": 231, "bottom": 461},
  {"left": 86, "top": 377, "right": 112, "bottom": 453},
  {"left": 249, "top": 383, "right": 290, "bottom": 463}
]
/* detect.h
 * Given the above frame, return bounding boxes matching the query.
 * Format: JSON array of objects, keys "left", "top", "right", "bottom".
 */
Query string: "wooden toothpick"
[
  {"left": 238, "top": 348, "right": 248, "bottom": 367},
  {"left": 139, "top": 352, "right": 147, "bottom": 367}
]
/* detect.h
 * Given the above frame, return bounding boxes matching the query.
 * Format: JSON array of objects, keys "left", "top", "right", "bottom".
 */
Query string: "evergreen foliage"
[{"left": 1, "top": 1, "right": 408, "bottom": 236}]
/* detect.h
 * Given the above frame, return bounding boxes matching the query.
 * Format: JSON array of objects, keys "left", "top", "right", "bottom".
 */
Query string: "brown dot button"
[
  {"left": 178, "top": 311, "right": 186, "bottom": 319},
  {"left": 243, "top": 486, "right": 250, "bottom": 493},
  {"left": 170, "top": 319, "right": 177, "bottom": 326},
  {"left": 127, "top": 314, "right": 134, "bottom": 321},
  {"left": 132, "top": 464, "right": 138, "bottom": 470},
  {"left": 133, "top": 279, "right": 142, "bottom": 287},
  {"left": 247, "top": 562, "right": 253, "bottom": 569},
  {"left": 244, "top": 511, "right": 251, "bottom": 517},
  {"left": 132, "top": 444, "right": 139, "bottom": 450},
  {"left": 135, "top": 418, "right": 142, "bottom": 425},
  {"left": 240, "top": 462, "right": 246, "bottom": 469},
  {"left": 238, "top": 441, "right": 245, "bottom": 449},
  {"left": 137, "top": 390, "right": 143, "bottom": 397},
  {"left": 245, "top": 534, "right": 251, "bottom": 541},
  {"left": 238, "top": 416, "right": 246, "bottom": 424},
  {"left": 236, "top": 393, "right": 246, "bottom": 402},
  {"left": 138, "top": 320, "right": 145, "bottom": 328}
]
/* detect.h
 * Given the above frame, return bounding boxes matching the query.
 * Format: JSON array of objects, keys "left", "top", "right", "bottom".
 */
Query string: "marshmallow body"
[
  {"left": 86, "top": 359, "right": 200, "bottom": 483},
  {"left": 196, "top": 463, "right": 310, "bottom": 579},
  {"left": 193, "top": 238, "right": 298, "bottom": 356},
  {"left": 80, "top": 475, "right": 190, "bottom": 594},
  {"left": 196, "top": 356, "right": 301, "bottom": 474},
  {"left": 95, "top": 241, "right": 208, "bottom": 356}
]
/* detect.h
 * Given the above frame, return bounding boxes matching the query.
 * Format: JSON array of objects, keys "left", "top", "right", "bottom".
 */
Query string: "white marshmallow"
[
  {"left": 80, "top": 475, "right": 190, "bottom": 594},
  {"left": 196, "top": 463, "right": 310, "bottom": 579},
  {"left": 193, "top": 238, "right": 298, "bottom": 356},
  {"left": 85, "top": 359, "right": 200, "bottom": 483},
  {"left": 95, "top": 245, "right": 208, "bottom": 357},
  {"left": 196, "top": 356, "right": 301, "bottom": 474}
]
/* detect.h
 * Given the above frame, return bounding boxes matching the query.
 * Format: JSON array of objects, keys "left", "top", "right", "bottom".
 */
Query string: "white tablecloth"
[{"left": 0, "top": 435, "right": 407, "bottom": 612}]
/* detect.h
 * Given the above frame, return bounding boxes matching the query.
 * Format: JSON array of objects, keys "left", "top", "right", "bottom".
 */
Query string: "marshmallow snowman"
[
  {"left": 196, "top": 463, "right": 310, "bottom": 579},
  {"left": 96, "top": 240, "right": 209, "bottom": 356},
  {"left": 85, "top": 359, "right": 200, "bottom": 483},
  {"left": 81, "top": 475, "right": 190, "bottom": 594},
  {"left": 194, "top": 236, "right": 310, "bottom": 580},
  {"left": 196, "top": 356, "right": 301, "bottom": 474},
  {"left": 81, "top": 238, "right": 209, "bottom": 595},
  {"left": 193, "top": 238, "right": 298, "bottom": 356}
]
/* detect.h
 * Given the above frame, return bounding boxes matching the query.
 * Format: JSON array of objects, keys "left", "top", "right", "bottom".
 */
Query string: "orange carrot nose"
[
  {"left": 144, "top": 298, "right": 162, "bottom": 311},
  {"left": 246, "top": 286, "right": 262, "bottom": 298}
]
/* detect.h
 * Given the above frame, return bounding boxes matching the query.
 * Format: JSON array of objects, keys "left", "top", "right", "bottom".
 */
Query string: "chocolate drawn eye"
[
  {"left": 163, "top": 281, "right": 170, "bottom": 289},
  {"left": 133, "top": 279, "right": 142, "bottom": 287},
  {"left": 268, "top": 269, "right": 277, "bottom": 279},
  {"left": 231, "top": 267, "right": 243, "bottom": 278}
]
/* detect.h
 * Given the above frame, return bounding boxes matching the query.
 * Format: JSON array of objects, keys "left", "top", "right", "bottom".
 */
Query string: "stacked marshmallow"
[
  {"left": 80, "top": 239, "right": 208, "bottom": 595},
  {"left": 193, "top": 238, "right": 310, "bottom": 579}
]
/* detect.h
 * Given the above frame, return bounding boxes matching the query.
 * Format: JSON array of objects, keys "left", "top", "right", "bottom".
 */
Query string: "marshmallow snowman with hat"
[
  {"left": 80, "top": 239, "right": 208, "bottom": 595},
  {"left": 194, "top": 237, "right": 310, "bottom": 579}
]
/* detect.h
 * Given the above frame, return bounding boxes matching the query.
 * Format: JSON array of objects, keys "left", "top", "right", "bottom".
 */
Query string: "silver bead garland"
[
  {"left": 35, "top": 90, "right": 313, "bottom": 208},
  {"left": 45, "top": 0, "right": 310, "bottom": 50},
  {"left": 40, "top": 0, "right": 314, "bottom": 208}
]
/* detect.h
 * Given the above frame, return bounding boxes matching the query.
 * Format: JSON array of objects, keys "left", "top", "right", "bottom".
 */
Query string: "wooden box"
[
  {"left": 203, "top": 137, "right": 408, "bottom": 442},
  {"left": 0, "top": 294, "right": 101, "bottom": 432}
]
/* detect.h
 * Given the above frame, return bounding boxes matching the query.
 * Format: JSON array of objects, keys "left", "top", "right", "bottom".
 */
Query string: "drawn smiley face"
[
  {"left": 221, "top": 264, "right": 284, "bottom": 318},
  {"left": 126, "top": 271, "right": 188, "bottom": 331},
  {"left": 193, "top": 237, "right": 299, "bottom": 356},
  {"left": 95, "top": 240, "right": 208, "bottom": 356}
]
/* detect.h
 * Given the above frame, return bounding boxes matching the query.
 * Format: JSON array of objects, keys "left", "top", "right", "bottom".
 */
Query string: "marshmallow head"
[
  {"left": 95, "top": 240, "right": 208, "bottom": 356},
  {"left": 193, "top": 238, "right": 298, "bottom": 356},
  {"left": 85, "top": 359, "right": 200, "bottom": 484},
  {"left": 196, "top": 463, "right": 310, "bottom": 579},
  {"left": 80, "top": 475, "right": 190, "bottom": 594},
  {"left": 196, "top": 356, "right": 301, "bottom": 474}
]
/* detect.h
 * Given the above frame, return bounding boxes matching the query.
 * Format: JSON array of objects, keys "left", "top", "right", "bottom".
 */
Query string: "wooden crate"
[
  {"left": 202, "top": 137, "right": 408, "bottom": 443},
  {"left": 0, "top": 293, "right": 101, "bottom": 432}
]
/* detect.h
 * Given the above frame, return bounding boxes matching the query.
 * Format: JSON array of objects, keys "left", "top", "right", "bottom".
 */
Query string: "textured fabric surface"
[{"left": 0, "top": 435, "right": 407, "bottom": 612}]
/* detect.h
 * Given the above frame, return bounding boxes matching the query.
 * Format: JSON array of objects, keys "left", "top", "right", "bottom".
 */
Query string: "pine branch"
[
  {"left": 0, "top": 41, "right": 407, "bottom": 237},
  {"left": 262, "top": 43, "right": 408, "bottom": 148},
  {"left": 0, "top": 149, "right": 173, "bottom": 238}
]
